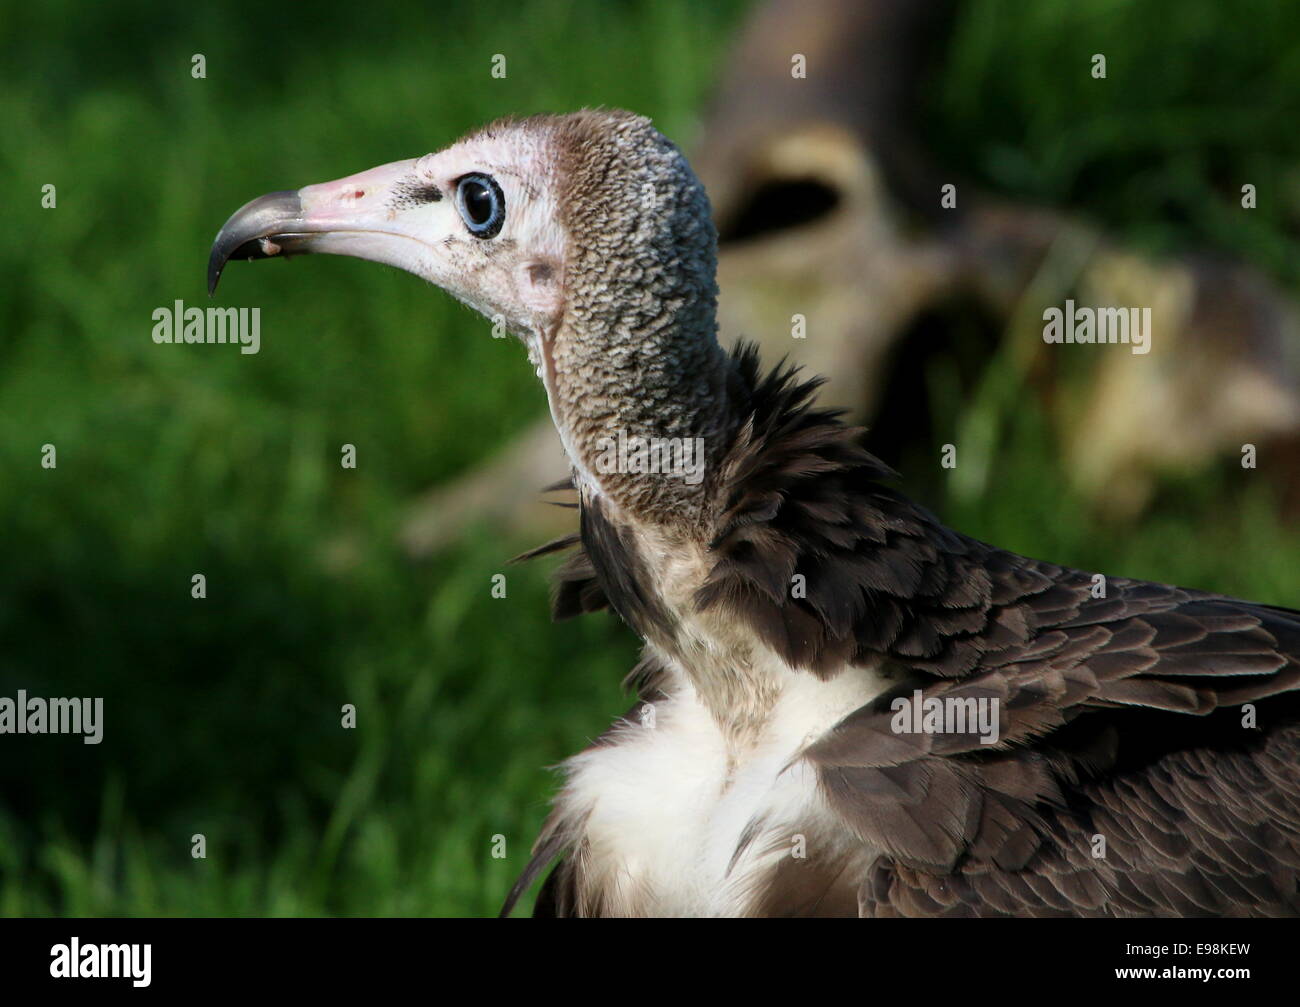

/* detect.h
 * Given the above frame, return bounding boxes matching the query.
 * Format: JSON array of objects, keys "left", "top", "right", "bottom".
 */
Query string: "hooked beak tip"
[{"left": 207, "top": 189, "right": 304, "bottom": 296}]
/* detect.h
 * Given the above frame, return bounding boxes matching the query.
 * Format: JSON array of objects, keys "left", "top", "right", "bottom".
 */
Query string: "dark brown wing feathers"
[{"left": 507, "top": 343, "right": 1300, "bottom": 916}]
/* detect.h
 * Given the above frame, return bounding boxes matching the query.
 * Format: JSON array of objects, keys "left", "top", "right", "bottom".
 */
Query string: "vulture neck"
[{"left": 541, "top": 272, "right": 733, "bottom": 534}]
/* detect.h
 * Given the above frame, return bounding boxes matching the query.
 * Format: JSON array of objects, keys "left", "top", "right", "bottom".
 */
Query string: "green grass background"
[{"left": 1, "top": 0, "right": 1298, "bottom": 916}]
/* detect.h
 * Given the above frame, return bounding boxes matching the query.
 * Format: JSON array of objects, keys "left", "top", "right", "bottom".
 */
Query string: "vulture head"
[
  {"left": 210, "top": 110, "right": 729, "bottom": 519},
  {"left": 208, "top": 110, "right": 718, "bottom": 372}
]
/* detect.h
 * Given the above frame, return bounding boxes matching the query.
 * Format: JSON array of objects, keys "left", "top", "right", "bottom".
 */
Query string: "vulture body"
[{"left": 209, "top": 110, "right": 1300, "bottom": 917}]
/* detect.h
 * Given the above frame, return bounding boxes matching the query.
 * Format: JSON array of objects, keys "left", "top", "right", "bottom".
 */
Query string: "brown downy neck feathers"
[{"left": 540, "top": 111, "right": 734, "bottom": 529}]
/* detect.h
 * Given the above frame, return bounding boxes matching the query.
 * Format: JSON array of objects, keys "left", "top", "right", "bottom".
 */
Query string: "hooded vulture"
[{"left": 209, "top": 109, "right": 1300, "bottom": 917}]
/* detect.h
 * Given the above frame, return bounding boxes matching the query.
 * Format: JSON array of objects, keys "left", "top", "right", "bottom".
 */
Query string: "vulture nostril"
[{"left": 717, "top": 177, "right": 842, "bottom": 246}]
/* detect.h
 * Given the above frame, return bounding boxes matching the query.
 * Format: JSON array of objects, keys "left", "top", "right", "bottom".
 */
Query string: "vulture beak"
[{"left": 207, "top": 158, "right": 424, "bottom": 295}]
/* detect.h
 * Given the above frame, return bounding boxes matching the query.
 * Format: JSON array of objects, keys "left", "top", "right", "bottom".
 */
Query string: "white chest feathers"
[{"left": 552, "top": 657, "right": 889, "bottom": 916}]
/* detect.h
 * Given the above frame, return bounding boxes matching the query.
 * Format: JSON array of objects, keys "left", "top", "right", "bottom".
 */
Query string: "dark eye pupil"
[
  {"left": 464, "top": 181, "right": 492, "bottom": 224},
  {"left": 456, "top": 173, "right": 503, "bottom": 238}
]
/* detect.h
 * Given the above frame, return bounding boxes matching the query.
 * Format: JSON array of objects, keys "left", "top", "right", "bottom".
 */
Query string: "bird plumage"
[
  {"left": 504, "top": 343, "right": 1300, "bottom": 916},
  {"left": 207, "top": 108, "right": 1300, "bottom": 918}
]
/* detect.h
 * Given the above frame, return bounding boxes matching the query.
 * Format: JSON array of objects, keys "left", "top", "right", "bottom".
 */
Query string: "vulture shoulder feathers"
[{"left": 507, "top": 344, "right": 1300, "bottom": 918}]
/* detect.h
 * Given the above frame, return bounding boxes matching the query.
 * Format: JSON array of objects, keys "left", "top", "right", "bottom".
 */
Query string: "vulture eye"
[{"left": 455, "top": 173, "right": 505, "bottom": 238}]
